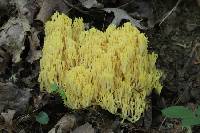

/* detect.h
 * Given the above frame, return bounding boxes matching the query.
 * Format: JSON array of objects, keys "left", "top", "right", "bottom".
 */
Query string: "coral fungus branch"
[{"left": 39, "top": 12, "right": 162, "bottom": 122}]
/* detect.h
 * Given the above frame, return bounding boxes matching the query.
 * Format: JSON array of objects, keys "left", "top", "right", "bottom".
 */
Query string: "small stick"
[
  {"left": 159, "top": 0, "right": 182, "bottom": 26},
  {"left": 117, "top": 0, "right": 135, "bottom": 8},
  {"left": 182, "top": 43, "right": 200, "bottom": 74},
  {"left": 63, "top": 0, "right": 89, "bottom": 14}
]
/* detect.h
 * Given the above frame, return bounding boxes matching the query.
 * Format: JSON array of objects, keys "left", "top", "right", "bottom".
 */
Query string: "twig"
[
  {"left": 159, "top": 117, "right": 166, "bottom": 131},
  {"left": 186, "top": 23, "right": 200, "bottom": 27},
  {"left": 181, "top": 43, "right": 200, "bottom": 74},
  {"left": 159, "top": 0, "right": 182, "bottom": 26},
  {"left": 117, "top": 0, "right": 135, "bottom": 8},
  {"left": 63, "top": 0, "right": 89, "bottom": 14}
]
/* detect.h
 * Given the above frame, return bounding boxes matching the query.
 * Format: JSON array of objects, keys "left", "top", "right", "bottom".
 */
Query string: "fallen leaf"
[
  {"left": 0, "top": 17, "right": 30, "bottom": 63},
  {"left": 0, "top": 0, "right": 8, "bottom": 8},
  {"left": 33, "top": 93, "right": 50, "bottom": 110},
  {"left": 103, "top": 8, "right": 147, "bottom": 29},
  {"left": 26, "top": 27, "right": 41, "bottom": 63},
  {"left": 11, "top": 0, "right": 39, "bottom": 24},
  {"left": 0, "top": 0, "right": 8, "bottom": 14},
  {"left": 37, "top": 0, "right": 44, "bottom": 7},
  {"left": 79, "top": 0, "right": 103, "bottom": 9},
  {"left": 128, "top": 0, "right": 155, "bottom": 28},
  {"left": 48, "top": 114, "right": 77, "bottom": 133},
  {"left": 0, "top": 109, "right": 16, "bottom": 132},
  {"left": 0, "top": 48, "right": 10, "bottom": 74},
  {"left": 0, "top": 82, "right": 31, "bottom": 113},
  {"left": 72, "top": 123, "right": 95, "bottom": 133},
  {"left": 1, "top": 109, "right": 16, "bottom": 126},
  {"left": 21, "top": 62, "right": 40, "bottom": 88},
  {"left": 36, "top": 0, "right": 69, "bottom": 23}
]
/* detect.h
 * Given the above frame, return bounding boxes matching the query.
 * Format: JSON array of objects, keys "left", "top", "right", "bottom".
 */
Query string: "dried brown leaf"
[
  {"left": 33, "top": 93, "right": 50, "bottom": 109},
  {"left": 0, "top": 48, "right": 10, "bottom": 74},
  {"left": 26, "top": 28, "right": 41, "bottom": 63},
  {"left": 72, "top": 123, "right": 95, "bottom": 133},
  {"left": 0, "top": 109, "right": 16, "bottom": 133},
  {"left": 0, "top": 82, "right": 31, "bottom": 113},
  {"left": 36, "top": 0, "right": 69, "bottom": 23},
  {"left": 0, "top": 0, "right": 8, "bottom": 13},
  {"left": 79, "top": 0, "right": 103, "bottom": 9},
  {"left": 1, "top": 110, "right": 16, "bottom": 125},
  {"left": 128, "top": 0, "right": 155, "bottom": 28},
  {"left": 103, "top": 8, "right": 147, "bottom": 30},
  {"left": 48, "top": 114, "right": 77, "bottom": 133},
  {"left": 12, "top": 0, "right": 39, "bottom": 23},
  {"left": 0, "top": 17, "right": 30, "bottom": 63}
]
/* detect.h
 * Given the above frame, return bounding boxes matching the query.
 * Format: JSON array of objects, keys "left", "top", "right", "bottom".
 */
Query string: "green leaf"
[
  {"left": 161, "top": 106, "right": 194, "bottom": 119},
  {"left": 195, "top": 105, "right": 200, "bottom": 117},
  {"left": 50, "top": 83, "right": 67, "bottom": 101},
  {"left": 58, "top": 89, "right": 67, "bottom": 100},
  {"left": 182, "top": 117, "right": 200, "bottom": 127},
  {"left": 50, "top": 83, "right": 59, "bottom": 92},
  {"left": 36, "top": 111, "right": 49, "bottom": 125}
]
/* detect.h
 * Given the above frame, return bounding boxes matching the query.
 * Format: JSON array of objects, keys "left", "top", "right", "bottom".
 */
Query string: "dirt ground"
[{"left": 0, "top": 0, "right": 200, "bottom": 133}]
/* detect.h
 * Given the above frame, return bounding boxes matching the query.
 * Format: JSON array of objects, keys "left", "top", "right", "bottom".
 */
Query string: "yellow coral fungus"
[{"left": 39, "top": 12, "right": 163, "bottom": 122}]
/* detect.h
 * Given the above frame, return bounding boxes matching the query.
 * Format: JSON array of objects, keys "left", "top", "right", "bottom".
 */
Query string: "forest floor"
[{"left": 0, "top": 0, "right": 200, "bottom": 133}]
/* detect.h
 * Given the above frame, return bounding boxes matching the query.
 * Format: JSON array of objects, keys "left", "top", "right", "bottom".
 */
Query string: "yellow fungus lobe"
[{"left": 39, "top": 12, "right": 163, "bottom": 122}]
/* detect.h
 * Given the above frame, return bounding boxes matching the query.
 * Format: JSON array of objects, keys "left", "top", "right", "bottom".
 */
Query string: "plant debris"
[
  {"left": 79, "top": 0, "right": 103, "bottom": 9},
  {"left": 0, "top": 82, "right": 31, "bottom": 113},
  {"left": 12, "top": 0, "right": 39, "bottom": 24},
  {"left": 0, "top": 17, "right": 30, "bottom": 63},
  {"left": 26, "top": 27, "right": 41, "bottom": 63},
  {"left": 36, "top": 0, "right": 69, "bottom": 23},
  {"left": 0, "top": 109, "right": 16, "bottom": 132},
  {"left": 0, "top": 0, "right": 200, "bottom": 132},
  {"left": 49, "top": 114, "right": 77, "bottom": 133},
  {"left": 72, "top": 122, "right": 95, "bottom": 133},
  {"left": 103, "top": 8, "right": 147, "bottom": 29},
  {"left": 0, "top": 48, "right": 10, "bottom": 74}
]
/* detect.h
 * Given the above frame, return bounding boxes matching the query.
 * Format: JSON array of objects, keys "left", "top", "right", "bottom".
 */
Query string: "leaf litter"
[
  {"left": 79, "top": 0, "right": 103, "bottom": 9},
  {"left": 0, "top": 17, "right": 30, "bottom": 63},
  {"left": 0, "top": 0, "right": 200, "bottom": 132}
]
